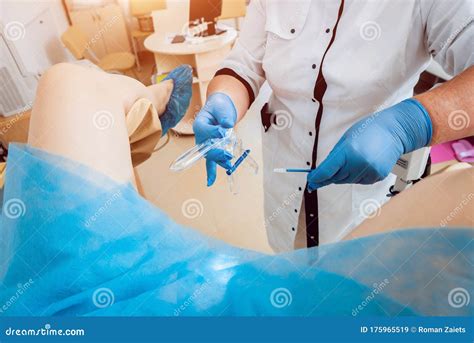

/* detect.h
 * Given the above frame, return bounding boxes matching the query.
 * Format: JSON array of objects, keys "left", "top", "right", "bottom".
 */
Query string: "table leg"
[{"left": 132, "top": 35, "right": 141, "bottom": 71}]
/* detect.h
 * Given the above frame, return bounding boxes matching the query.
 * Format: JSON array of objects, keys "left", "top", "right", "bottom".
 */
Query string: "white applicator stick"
[{"left": 273, "top": 168, "right": 312, "bottom": 173}]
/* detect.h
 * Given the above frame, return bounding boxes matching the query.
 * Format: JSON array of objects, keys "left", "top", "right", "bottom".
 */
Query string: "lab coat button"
[
  {"left": 309, "top": 131, "right": 313, "bottom": 136},
  {"left": 298, "top": 187, "right": 302, "bottom": 191},
  {"left": 292, "top": 227, "right": 295, "bottom": 231},
  {"left": 294, "top": 209, "right": 298, "bottom": 213},
  {"left": 290, "top": 29, "right": 296, "bottom": 34},
  {"left": 312, "top": 64, "right": 316, "bottom": 69},
  {"left": 325, "top": 28, "right": 330, "bottom": 33},
  {"left": 311, "top": 98, "right": 316, "bottom": 103},
  {"left": 306, "top": 161, "right": 311, "bottom": 166}
]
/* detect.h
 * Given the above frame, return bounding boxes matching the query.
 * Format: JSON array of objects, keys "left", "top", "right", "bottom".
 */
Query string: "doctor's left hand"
[
  {"left": 193, "top": 92, "right": 238, "bottom": 186},
  {"left": 307, "top": 99, "right": 433, "bottom": 191}
]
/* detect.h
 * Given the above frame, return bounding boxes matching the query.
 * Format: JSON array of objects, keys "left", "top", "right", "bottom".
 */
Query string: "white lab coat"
[{"left": 219, "top": 0, "right": 473, "bottom": 252}]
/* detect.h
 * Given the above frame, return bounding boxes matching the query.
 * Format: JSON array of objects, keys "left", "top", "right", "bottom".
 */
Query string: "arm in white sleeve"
[
  {"left": 421, "top": 0, "right": 474, "bottom": 76},
  {"left": 216, "top": 0, "right": 267, "bottom": 106}
]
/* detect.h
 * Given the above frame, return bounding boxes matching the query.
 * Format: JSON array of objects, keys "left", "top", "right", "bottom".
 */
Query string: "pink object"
[
  {"left": 452, "top": 139, "right": 474, "bottom": 163},
  {"left": 430, "top": 142, "right": 456, "bottom": 163}
]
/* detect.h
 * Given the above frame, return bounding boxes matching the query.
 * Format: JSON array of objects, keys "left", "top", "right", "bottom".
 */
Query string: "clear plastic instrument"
[{"left": 170, "top": 129, "right": 258, "bottom": 194}]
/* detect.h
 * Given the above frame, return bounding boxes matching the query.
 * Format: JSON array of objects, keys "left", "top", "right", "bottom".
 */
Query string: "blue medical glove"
[
  {"left": 193, "top": 92, "right": 237, "bottom": 186},
  {"left": 160, "top": 65, "right": 193, "bottom": 135},
  {"left": 307, "top": 98, "right": 433, "bottom": 191}
]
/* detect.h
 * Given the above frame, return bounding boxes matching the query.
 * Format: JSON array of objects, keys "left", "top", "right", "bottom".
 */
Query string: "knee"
[{"left": 39, "top": 63, "right": 79, "bottom": 85}]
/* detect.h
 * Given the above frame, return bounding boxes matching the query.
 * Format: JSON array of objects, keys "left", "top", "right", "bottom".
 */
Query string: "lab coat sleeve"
[
  {"left": 216, "top": 0, "right": 267, "bottom": 104},
  {"left": 421, "top": 0, "right": 474, "bottom": 76}
]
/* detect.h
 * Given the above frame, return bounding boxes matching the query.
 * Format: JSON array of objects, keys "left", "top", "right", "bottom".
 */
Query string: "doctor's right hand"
[
  {"left": 307, "top": 99, "right": 433, "bottom": 191},
  {"left": 193, "top": 92, "right": 237, "bottom": 186}
]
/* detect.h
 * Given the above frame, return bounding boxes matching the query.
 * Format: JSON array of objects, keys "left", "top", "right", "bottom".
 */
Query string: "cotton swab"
[{"left": 273, "top": 168, "right": 312, "bottom": 173}]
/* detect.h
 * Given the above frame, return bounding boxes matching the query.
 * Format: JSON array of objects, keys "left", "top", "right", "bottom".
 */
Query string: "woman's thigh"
[
  {"left": 346, "top": 165, "right": 474, "bottom": 239},
  {"left": 28, "top": 63, "right": 172, "bottom": 185}
]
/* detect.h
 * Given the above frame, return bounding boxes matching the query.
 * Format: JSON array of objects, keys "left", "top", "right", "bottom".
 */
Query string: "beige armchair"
[{"left": 61, "top": 26, "right": 137, "bottom": 77}]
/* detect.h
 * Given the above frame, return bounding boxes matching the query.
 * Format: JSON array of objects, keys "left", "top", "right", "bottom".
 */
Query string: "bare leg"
[
  {"left": 28, "top": 63, "right": 173, "bottom": 185},
  {"left": 346, "top": 166, "right": 474, "bottom": 240}
]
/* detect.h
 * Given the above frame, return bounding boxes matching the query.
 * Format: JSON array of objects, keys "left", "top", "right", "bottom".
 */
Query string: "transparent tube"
[{"left": 170, "top": 130, "right": 236, "bottom": 172}]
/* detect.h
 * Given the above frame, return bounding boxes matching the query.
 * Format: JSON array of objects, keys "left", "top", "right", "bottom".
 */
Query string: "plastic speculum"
[{"left": 170, "top": 129, "right": 258, "bottom": 194}]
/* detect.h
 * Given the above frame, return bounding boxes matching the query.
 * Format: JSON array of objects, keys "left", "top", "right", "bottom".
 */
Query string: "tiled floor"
[{"left": 135, "top": 52, "right": 273, "bottom": 253}]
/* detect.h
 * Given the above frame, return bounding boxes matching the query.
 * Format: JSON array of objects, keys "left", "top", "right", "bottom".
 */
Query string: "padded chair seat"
[{"left": 98, "top": 52, "right": 135, "bottom": 71}]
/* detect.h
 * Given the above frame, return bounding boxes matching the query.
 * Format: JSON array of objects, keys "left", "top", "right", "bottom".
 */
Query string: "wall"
[{"left": 0, "top": 0, "right": 74, "bottom": 76}]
